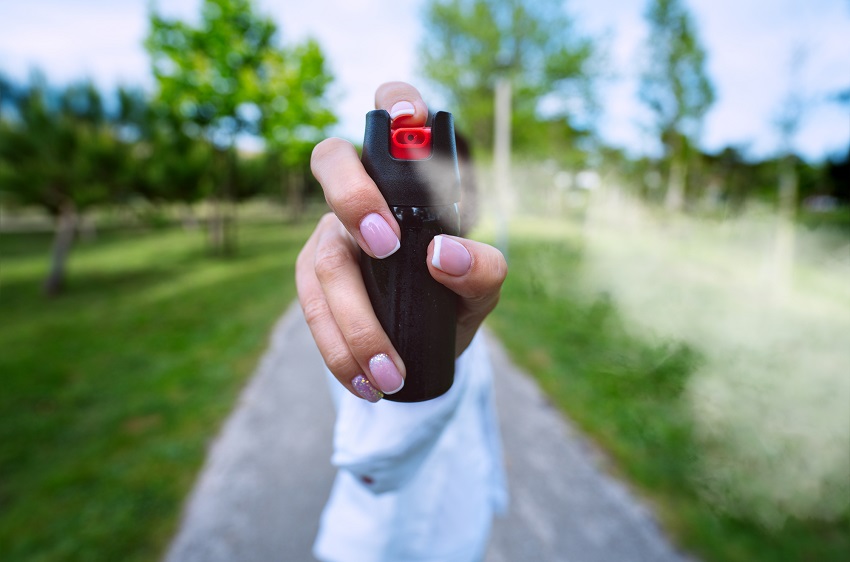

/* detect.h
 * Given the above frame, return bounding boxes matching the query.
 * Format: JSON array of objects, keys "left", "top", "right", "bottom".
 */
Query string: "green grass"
[
  {"left": 2, "top": 210, "right": 846, "bottom": 562},
  {"left": 0, "top": 220, "right": 312, "bottom": 561},
  {"left": 485, "top": 221, "right": 849, "bottom": 562}
]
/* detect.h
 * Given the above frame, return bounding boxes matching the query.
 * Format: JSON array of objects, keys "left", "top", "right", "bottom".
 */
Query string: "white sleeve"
[{"left": 325, "top": 335, "right": 482, "bottom": 494}]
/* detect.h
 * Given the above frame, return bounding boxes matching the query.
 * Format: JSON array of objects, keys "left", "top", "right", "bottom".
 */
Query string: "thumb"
[{"left": 427, "top": 235, "right": 508, "bottom": 352}]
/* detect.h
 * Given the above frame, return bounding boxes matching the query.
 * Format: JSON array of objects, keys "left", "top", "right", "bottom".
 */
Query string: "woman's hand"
[{"left": 295, "top": 82, "right": 507, "bottom": 402}]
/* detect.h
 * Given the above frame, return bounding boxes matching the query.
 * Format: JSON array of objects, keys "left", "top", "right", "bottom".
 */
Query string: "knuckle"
[
  {"left": 300, "top": 296, "right": 329, "bottom": 328},
  {"left": 466, "top": 289, "right": 499, "bottom": 309},
  {"left": 313, "top": 240, "right": 352, "bottom": 282},
  {"left": 345, "top": 318, "right": 382, "bottom": 353},
  {"left": 331, "top": 177, "right": 375, "bottom": 216},
  {"left": 324, "top": 346, "right": 355, "bottom": 377}
]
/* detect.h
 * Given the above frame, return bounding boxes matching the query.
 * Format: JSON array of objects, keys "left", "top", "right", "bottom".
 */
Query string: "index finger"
[
  {"left": 310, "top": 82, "right": 430, "bottom": 259},
  {"left": 311, "top": 138, "right": 400, "bottom": 259}
]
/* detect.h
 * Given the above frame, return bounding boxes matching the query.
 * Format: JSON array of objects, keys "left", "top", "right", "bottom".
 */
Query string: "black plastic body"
[{"left": 360, "top": 110, "right": 461, "bottom": 402}]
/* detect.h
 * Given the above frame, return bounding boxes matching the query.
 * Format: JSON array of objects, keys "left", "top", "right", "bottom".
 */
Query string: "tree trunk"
[
  {"left": 208, "top": 197, "right": 224, "bottom": 253},
  {"left": 288, "top": 170, "right": 304, "bottom": 222},
  {"left": 181, "top": 204, "right": 199, "bottom": 231},
  {"left": 772, "top": 156, "right": 798, "bottom": 300},
  {"left": 207, "top": 197, "right": 236, "bottom": 256},
  {"left": 702, "top": 176, "right": 723, "bottom": 212},
  {"left": 493, "top": 76, "right": 512, "bottom": 258},
  {"left": 664, "top": 157, "right": 686, "bottom": 212},
  {"left": 224, "top": 198, "right": 237, "bottom": 255},
  {"left": 43, "top": 202, "right": 78, "bottom": 297},
  {"left": 208, "top": 149, "right": 238, "bottom": 256}
]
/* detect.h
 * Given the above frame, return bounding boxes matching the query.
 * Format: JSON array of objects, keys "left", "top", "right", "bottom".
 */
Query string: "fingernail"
[
  {"left": 351, "top": 374, "right": 383, "bottom": 403},
  {"left": 389, "top": 101, "right": 415, "bottom": 120},
  {"left": 360, "top": 213, "right": 400, "bottom": 258},
  {"left": 431, "top": 235, "right": 471, "bottom": 276},
  {"left": 369, "top": 353, "right": 404, "bottom": 394}
]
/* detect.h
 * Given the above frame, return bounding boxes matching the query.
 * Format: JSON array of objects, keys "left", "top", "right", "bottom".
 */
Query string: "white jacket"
[{"left": 314, "top": 332, "right": 508, "bottom": 562}]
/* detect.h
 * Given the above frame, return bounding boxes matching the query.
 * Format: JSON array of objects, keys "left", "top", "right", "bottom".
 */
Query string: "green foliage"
[
  {"left": 0, "top": 39, "right": 332, "bottom": 281},
  {"left": 145, "top": 0, "right": 335, "bottom": 247},
  {"left": 256, "top": 36, "right": 336, "bottom": 217},
  {"left": 146, "top": 0, "right": 278, "bottom": 147},
  {"left": 0, "top": 76, "right": 133, "bottom": 215},
  {"left": 0, "top": 76, "right": 151, "bottom": 294},
  {"left": 639, "top": 0, "right": 715, "bottom": 149},
  {"left": 259, "top": 38, "right": 336, "bottom": 166},
  {"left": 146, "top": 0, "right": 334, "bottom": 157},
  {"left": 0, "top": 220, "right": 312, "bottom": 561},
  {"left": 132, "top": 122, "right": 215, "bottom": 206},
  {"left": 826, "top": 148, "right": 850, "bottom": 204},
  {"left": 420, "top": 0, "right": 596, "bottom": 155},
  {"left": 637, "top": 0, "right": 715, "bottom": 210},
  {"left": 113, "top": 88, "right": 216, "bottom": 206}
]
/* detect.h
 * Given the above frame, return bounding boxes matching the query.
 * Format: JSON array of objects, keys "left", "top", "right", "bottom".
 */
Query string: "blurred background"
[{"left": 1, "top": 0, "right": 847, "bottom": 561}]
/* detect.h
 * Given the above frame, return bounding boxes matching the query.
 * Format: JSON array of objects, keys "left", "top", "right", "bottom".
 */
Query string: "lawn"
[
  {"left": 1, "top": 209, "right": 846, "bottom": 562},
  {"left": 0, "top": 219, "right": 312, "bottom": 561}
]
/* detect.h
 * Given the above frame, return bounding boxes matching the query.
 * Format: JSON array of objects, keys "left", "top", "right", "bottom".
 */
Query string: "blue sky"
[{"left": 1, "top": 0, "right": 848, "bottom": 161}]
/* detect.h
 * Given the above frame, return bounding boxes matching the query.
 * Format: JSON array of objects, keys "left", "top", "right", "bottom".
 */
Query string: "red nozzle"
[{"left": 390, "top": 127, "right": 432, "bottom": 160}]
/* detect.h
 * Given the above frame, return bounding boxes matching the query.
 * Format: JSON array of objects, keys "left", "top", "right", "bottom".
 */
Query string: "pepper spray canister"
[{"left": 360, "top": 109, "right": 461, "bottom": 402}]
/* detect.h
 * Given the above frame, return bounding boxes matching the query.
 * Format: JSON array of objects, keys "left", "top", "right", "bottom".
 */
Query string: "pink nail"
[
  {"left": 431, "top": 235, "right": 471, "bottom": 276},
  {"left": 389, "top": 101, "right": 415, "bottom": 120},
  {"left": 360, "top": 213, "right": 400, "bottom": 258},
  {"left": 351, "top": 374, "right": 383, "bottom": 403},
  {"left": 369, "top": 353, "right": 404, "bottom": 394}
]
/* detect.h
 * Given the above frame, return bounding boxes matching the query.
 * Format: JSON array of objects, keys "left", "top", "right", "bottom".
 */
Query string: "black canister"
[{"left": 359, "top": 109, "right": 461, "bottom": 402}]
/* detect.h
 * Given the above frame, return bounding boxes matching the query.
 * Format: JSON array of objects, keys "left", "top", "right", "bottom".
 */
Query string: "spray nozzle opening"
[{"left": 390, "top": 127, "right": 432, "bottom": 160}]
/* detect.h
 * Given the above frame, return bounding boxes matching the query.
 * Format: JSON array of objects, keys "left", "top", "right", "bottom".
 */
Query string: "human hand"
[{"left": 295, "top": 82, "right": 507, "bottom": 402}]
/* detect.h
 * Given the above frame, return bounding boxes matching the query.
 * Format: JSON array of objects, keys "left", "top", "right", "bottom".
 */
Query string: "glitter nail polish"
[{"left": 351, "top": 374, "right": 383, "bottom": 403}]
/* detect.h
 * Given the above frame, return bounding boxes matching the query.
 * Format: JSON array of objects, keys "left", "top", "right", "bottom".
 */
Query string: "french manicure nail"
[
  {"left": 389, "top": 101, "right": 415, "bottom": 120},
  {"left": 351, "top": 374, "right": 383, "bottom": 403},
  {"left": 369, "top": 353, "right": 404, "bottom": 394},
  {"left": 360, "top": 213, "right": 400, "bottom": 258},
  {"left": 431, "top": 235, "right": 471, "bottom": 276}
]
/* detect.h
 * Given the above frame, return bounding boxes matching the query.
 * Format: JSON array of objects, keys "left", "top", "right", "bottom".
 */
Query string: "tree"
[
  {"left": 146, "top": 0, "right": 335, "bottom": 250},
  {"left": 258, "top": 38, "right": 336, "bottom": 221},
  {"left": 128, "top": 95, "right": 216, "bottom": 222},
  {"left": 146, "top": 0, "right": 276, "bottom": 254},
  {"left": 0, "top": 76, "right": 134, "bottom": 295},
  {"left": 639, "top": 0, "right": 714, "bottom": 211},
  {"left": 770, "top": 47, "right": 808, "bottom": 299},
  {"left": 420, "top": 0, "right": 596, "bottom": 155}
]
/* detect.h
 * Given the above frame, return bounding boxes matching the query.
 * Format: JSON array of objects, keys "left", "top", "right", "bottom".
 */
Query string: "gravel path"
[{"left": 164, "top": 303, "right": 695, "bottom": 562}]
